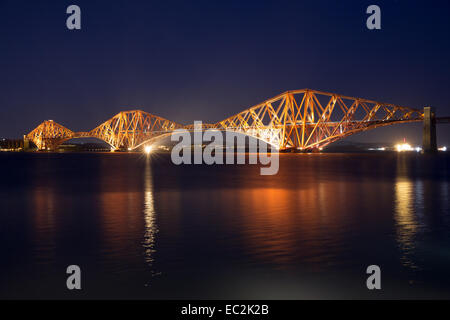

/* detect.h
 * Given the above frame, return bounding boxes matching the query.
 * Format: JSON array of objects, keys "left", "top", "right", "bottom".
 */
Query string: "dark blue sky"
[{"left": 1, "top": 0, "right": 449, "bottom": 145}]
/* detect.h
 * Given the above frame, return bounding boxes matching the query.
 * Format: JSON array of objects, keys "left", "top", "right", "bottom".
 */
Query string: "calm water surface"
[{"left": 0, "top": 152, "right": 449, "bottom": 299}]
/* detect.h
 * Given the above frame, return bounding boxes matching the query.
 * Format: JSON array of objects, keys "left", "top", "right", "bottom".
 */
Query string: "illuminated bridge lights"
[
  {"left": 144, "top": 145, "right": 153, "bottom": 154},
  {"left": 25, "top": 89, "right": 425, "bottom": 152}
]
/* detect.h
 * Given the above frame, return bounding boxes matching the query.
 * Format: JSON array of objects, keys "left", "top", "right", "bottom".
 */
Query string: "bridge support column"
[
  {"left": 422, "top": 106, "right": 437, "bottom": 153},
  {"left": 23, "top": 135, "right": 30, "bottom": 151}
]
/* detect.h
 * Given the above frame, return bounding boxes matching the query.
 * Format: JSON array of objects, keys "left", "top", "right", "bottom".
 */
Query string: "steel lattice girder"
[
  {"left": 26, "top": 89, "right": 424, "bottom": 151},
  {"left": 88, "top": 110, "right": 183, "bottom": 150},
  {"left": 214, "top": 89, "right": 424, "bottom": 150},
  {"left": 26, "top": 120, "right": 75, "bottom": 150}
]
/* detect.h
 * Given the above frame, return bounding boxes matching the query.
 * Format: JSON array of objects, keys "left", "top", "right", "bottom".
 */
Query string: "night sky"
[{"left": 1, "top": 0, "right": 449, "bottom": 145}]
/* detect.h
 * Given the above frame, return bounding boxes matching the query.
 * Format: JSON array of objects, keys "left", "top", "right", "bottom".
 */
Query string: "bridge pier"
[
  {"left": 22, "top": 135, "right": 30, "bottom": 151},
  {"left": 422, "top": 106, "right": 437, "bottom": 153}
]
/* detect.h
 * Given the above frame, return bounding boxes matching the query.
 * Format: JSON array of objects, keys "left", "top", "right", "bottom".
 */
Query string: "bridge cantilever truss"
[
  {"left": 26, "top": 120, "right": 76, "bottom": 151},
  {"left": 212, "top": 89, "right": 424, "bottom": 150},
  {"left": 89, "top": 110, "right": 183, "bottom": 150},
  {"left": 27, "top": 111, "right": 182, "bottom": 151},
  {"left": 26, "top": 89, "right": 424, "bottom": 151}
]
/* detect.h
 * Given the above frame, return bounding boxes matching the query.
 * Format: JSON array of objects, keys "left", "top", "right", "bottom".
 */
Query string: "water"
[{"left": 0, "top": 152, "right": 449, "bottom": 299}]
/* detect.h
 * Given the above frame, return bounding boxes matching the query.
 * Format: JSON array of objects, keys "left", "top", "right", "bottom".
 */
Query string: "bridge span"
[{"left": 24, "top": 89, "right": 443, "bottom": 152}]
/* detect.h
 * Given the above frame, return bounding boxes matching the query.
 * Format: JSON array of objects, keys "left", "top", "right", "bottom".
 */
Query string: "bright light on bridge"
[{"left": 144, "top": 145, "right": 153, "bottom": 154}]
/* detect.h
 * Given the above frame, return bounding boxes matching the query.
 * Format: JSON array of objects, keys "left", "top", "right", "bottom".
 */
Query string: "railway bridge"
[{"left": 24, "top": 89, "right": 446, "bottom": 152}]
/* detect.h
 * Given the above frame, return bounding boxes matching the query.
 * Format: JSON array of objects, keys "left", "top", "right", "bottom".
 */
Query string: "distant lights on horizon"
[
  {"left": 396, "top": 143, "right": 413, "bottom": 152},
  {"left": 394, "top": 144, "right": 447, "bottom": 152}
]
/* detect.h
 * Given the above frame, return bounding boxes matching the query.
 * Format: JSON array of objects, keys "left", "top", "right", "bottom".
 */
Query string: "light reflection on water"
[
  {"left": 394, "top": 177, "right": 419, "bottom": 269},
  {"left": 32, "top": 187, "right": 57, "bottom": 265},
  {"left": 394, "top": 154, "right": 420, "bottom": 270},
  {"left": 0, "top": 152, "right": 450, "bottom": 298},
  {"left": 231, "top": 185, "right": 347, "bottom": 269},
  {"left": 143, "top": 158, "right": 158, "bottom": 268}
]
